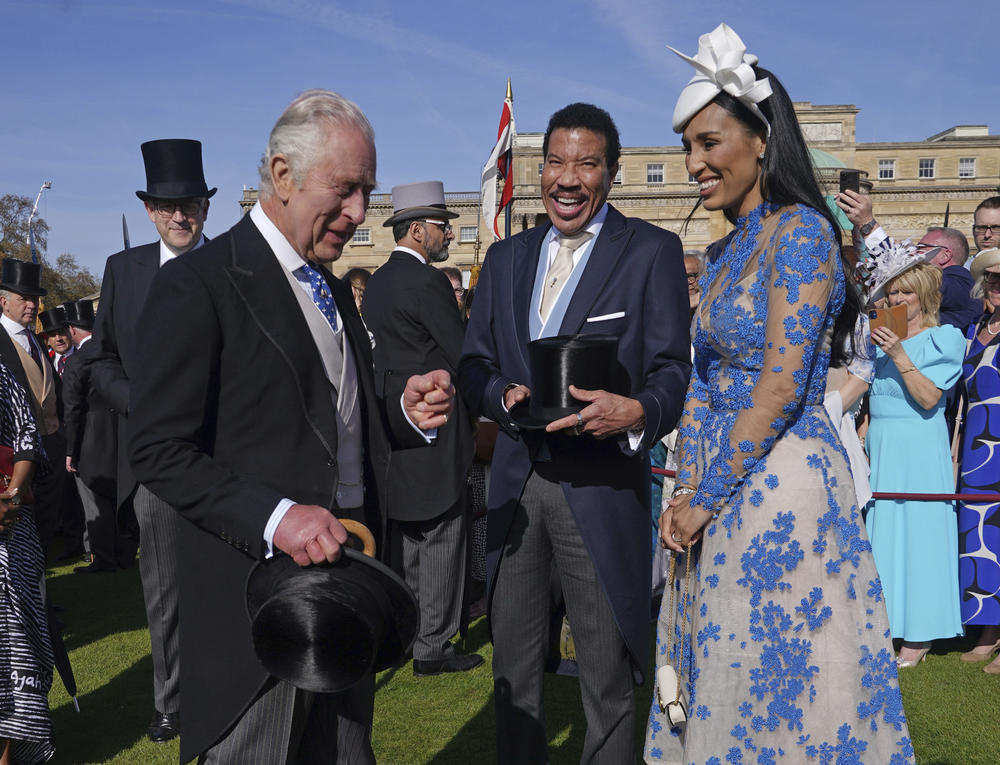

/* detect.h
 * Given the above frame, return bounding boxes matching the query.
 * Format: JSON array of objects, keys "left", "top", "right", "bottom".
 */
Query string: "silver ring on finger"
[{"left": 671, "top": 532, "right": 681, "bottom": 543}]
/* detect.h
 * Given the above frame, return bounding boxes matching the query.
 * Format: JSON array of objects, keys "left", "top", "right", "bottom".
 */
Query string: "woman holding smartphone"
[{"left": 865, "top": 258, "right": 965, "bottom": 667}]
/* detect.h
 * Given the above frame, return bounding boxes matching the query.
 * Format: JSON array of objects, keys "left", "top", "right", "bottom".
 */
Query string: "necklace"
[{"left": 986, "top": 318, "right": 1000, "bottom": 336}]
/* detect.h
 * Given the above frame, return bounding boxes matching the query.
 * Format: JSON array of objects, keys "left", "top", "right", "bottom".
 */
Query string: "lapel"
[
  {"left": 511, "top": 223, "right": 551, "bottom": 371},
  {"left": 559, "top": 205, "right": 632, "bottom": 335},
  {"left": 130, "top": 242, "right": 160, "bottom": 305},
  {"left": 222, "top": 217, "right": 339, "bottom": 455}
]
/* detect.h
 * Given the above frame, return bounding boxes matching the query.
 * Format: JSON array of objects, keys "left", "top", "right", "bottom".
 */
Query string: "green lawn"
[{"left": 43, "top": 561, "right": 1000, "bottom": 764}]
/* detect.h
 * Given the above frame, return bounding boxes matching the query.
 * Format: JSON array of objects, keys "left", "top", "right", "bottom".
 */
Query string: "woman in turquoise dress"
[
  {"left": 866, "top": 262, "right": 966, "bottom": 666},
  {"left": 646, "top": 24, "right": 912, "bottom": 764}
]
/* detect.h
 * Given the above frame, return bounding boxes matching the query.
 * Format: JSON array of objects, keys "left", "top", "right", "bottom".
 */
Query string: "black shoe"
[
  {"left": 74, "top": 561, "right": 116, "bottom": 574},
  {"left": 147, "top": 710, "right": 180, "bottom": 743},
  {"left": 413, "top": 653, "right": 484, "bottom": 677},
  {"left": 55, "top": 544, "right": 86, "bottom": 562}
]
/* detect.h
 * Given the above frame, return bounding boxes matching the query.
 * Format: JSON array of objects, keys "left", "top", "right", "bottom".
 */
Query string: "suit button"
[{"left": 327, "top": 458, "right": 336, "bottom": 468}]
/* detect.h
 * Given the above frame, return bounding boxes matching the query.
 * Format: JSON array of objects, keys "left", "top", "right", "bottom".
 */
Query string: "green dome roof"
[{"left": 809, "top": 147, "right": 846, "bottom": 169}]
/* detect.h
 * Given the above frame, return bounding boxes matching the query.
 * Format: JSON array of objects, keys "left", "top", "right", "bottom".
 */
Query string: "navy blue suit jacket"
[{"left": 458, "top": 205, "right": 691, "bottom": 680}]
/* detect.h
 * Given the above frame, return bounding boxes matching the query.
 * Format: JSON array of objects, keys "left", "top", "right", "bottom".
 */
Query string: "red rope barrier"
[{"left": 650, "top": 466, "right": 999, "bottom": 503}]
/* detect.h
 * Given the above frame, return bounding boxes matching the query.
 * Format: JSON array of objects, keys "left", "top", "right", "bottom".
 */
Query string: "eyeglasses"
[
  {"left": 420, "top": 220, "right": 452, "bottom": 234},
  {"left": 973, "top": 225, "right": 1000, "bottom": 236},
  {"left": 151, "top": 200, "right": 204, "bottom": 218},
  {"left": 984, "top": 273, "right": 1000, "bottom": 285}
]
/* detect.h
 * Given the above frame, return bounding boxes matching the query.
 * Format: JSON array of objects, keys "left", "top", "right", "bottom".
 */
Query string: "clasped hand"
[
  {"left": 273, "top": 504, "right": 348, "bottom": 567},
  {"left": 403, "top": 369, "right": 454, "bottom": 429},
  {"left": 0, "top": 487, "right": 22, "bottom": 533},
  {"left": 659, "top": 493, "right": 712, "bottom": 552}
]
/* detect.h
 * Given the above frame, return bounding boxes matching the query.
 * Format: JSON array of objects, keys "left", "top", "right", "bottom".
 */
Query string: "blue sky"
[{"left": 4, "top": 0, "right": 997, "bottom": 275}]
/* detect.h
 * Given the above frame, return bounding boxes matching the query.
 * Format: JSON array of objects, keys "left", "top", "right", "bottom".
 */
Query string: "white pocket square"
[{"left": 586, "top": 311, "right": 625, "bottom": 323}]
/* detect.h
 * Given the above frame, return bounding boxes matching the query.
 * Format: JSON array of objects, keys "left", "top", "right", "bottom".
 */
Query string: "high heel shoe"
[
  {"left": 960, "top": 639, "right": 1000, "bottom": 663},
  {"left": 896, "top": 646, "right": 930, "bottom": 669}
]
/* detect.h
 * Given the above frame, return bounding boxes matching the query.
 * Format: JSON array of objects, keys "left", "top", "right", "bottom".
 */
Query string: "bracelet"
[{"left": 671, "top": 485, "right": 696, "bottom": 499}]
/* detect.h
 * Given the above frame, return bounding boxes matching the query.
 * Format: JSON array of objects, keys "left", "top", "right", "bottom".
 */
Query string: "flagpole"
[
  {"left": 505, "top": 79, "right": 513, "bottom": 240},
  {"left": 27, "top": 181, "right": 52, "bottom": 264}
]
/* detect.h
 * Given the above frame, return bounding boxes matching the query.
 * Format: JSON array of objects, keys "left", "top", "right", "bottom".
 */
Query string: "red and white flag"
[{"left": 481, "top": 82, "right": 514, "bottom": 240}]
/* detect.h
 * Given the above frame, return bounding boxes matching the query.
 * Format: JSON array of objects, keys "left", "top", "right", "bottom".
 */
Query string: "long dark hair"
[{"left": 686, "top": 66, "right": 858, "bottom": 367}]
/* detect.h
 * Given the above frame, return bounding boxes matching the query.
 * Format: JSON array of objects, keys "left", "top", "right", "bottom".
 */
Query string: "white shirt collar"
[
  {"left": 76, "top": 335, "right": 92, "bottom": 349},
  {"left": 0, "top": 313, "right": 29, "bottom": 340},
  {"left": 159, "top": 235, "right": 206, "bottom": 266},
  {"left": 543, "top": 202, "right": 609, "bottom": 265},
  {"left": 393, "top": 245, "right": 427, "bottom": 264},
  {"left": 250, "top": 202, "right": 312, "bottom": 274}
]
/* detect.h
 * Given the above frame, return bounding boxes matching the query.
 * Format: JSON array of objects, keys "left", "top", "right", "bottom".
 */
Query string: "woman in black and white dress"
[{"left": 0, "top": 360, "right": 52, "bottom": 764}]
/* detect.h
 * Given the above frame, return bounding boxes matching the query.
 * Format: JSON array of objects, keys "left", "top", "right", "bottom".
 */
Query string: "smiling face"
[
  {"left": 267, "top": 123, "right": 376, "bottom": 265},
  {"left": 682, "top": 103, "right": 765, "bottom": 219},
  {"left": 541, "top": 128, "right": 616, "bottom": 236},
  {"left": 144, "top": 197, "right": 209, "bottom": 255}
]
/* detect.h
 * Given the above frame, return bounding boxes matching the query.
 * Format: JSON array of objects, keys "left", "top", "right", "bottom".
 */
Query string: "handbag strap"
[{"left": 665, "top": 543, "right": 694, "bottom": 706}]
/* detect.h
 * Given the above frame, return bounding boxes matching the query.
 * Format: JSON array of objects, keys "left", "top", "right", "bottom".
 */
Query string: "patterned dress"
[
  {"left": 0, "top": 361, "right": 53, "bottom": 764},
  {"left": 958, "top": 318, "right": 1000, "bottom": 626},
  {"left": 645, "top": 203, "right": 912, "bottom": 765}
]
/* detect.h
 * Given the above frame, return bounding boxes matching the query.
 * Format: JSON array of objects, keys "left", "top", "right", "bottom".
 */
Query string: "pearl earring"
[{"left": 758, "top": 151, "right": 765, "bottom": 160}]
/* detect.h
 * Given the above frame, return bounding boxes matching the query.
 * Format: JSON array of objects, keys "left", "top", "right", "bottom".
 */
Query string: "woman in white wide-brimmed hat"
[
  {"left": 648, "top": 23, "right": 912, "bottom": 765},
  {"left": 956, "top": 248, "right": 1000, "bottom": 673}
]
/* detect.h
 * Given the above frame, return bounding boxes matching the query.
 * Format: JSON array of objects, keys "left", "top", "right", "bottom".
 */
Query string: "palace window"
[
  {"left": 877, "top": 159, "right": 895, "bottom": 180},
  {"left": 614, "top": 166, "right": 623, "bottom": 185},
  {"left": 918, "top": 158, "right": 936, "bottom": 178},
  {"left": 459, "top": 225, "right": 478, "bottom": 243},
  {"left": 959, "top": 157, "right": 976, "bottom": 178},
  {"left": 647, "top": 163, "right": 664, "bottom": 184},
  {"left": 351, "top": 228, "right": 371, "bottom": 245}
]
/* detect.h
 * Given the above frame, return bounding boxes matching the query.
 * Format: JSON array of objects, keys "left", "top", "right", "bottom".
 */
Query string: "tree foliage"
[{"left": 0, "top": 193, "right": 99, "bottom": 305}]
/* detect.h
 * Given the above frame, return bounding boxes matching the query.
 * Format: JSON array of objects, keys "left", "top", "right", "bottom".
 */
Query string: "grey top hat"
[{"left": 382, "top": 181, "right": 460, "bottom": 227}]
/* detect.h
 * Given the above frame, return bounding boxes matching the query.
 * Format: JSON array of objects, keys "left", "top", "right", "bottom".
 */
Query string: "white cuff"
[
  {"left": 263, "top": 498, "right": 296, "bottom": 558},
  {"left": 625, "top": 426, "right": 645, "bottom": 454},
  {"left": 400, "top": 393, "right": 435, "bottom": 443}
]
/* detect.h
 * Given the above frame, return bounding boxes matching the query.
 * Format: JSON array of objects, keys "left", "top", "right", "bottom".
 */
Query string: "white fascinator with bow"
[
  {"left": 858, "top": 239, "right": 941, "bottom": 305},
  {"left": 668, "top": 23, "right": 773, "bottom": 135}
]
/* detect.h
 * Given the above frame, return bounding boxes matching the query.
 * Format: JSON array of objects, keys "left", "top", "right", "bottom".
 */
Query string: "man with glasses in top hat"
[
  {"left": 0, "top": 259, "right": 68, "bottom": 556},
  {"left": 90, "top": 138, "right": 214, "bottom": 743},
  {"left": 62, "top": 299, "right": 124, "bottom": 575},
  {"left": 38, "top": 306, "right": 74, "bottom": 376},
  {"left": 362, "top": 182, "right": 481, "bottom": 677}
]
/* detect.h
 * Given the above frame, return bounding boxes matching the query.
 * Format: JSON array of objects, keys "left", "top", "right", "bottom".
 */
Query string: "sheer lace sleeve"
[
  {"left": 692, "top": 211, "right": 840, "bottom": 516},
  {"left": 674, "top": 336, "right": 709, "bottom": 489}
]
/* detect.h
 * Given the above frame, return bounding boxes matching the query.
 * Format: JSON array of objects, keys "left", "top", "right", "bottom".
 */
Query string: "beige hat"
[{"left": 971, "top": 247, "right": 1000, "bottom": 282}]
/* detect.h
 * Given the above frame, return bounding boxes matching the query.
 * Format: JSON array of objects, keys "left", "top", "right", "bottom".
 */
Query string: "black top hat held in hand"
[
  {"left": 136, "top": 139, "right": 217, "bottom": 201},
  {"left": 246, "top": 549, "right": 418, "bottom": 694},
  {"left": 510, "top": 334, "right": 620, "bottom": 430}
]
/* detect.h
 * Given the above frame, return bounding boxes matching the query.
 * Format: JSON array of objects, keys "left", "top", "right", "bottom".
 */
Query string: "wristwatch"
[{"left": 858, "top": 220, "right": 877, "bottom": 237}]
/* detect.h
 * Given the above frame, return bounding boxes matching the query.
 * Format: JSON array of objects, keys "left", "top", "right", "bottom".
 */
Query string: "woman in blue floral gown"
[{"left": 645, "top": 24, "right": 912, "bottom": 764}]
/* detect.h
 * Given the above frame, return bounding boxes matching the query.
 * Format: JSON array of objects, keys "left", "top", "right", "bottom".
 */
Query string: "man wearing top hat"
[
  {"left": 127, "top": 90, "right": 453, "bottom": 763},
  {"left": 458, "top": 102, "right": 691, "bottom": 763},
  {"left": 362, "top": 181, "right": 481, "bottom": 676},
  {"left": 89, "top": 137, "right": 213, "bottom": 742},
  {"left": 0, "top": 259, "right": 69, "bottom": 555},
  {"left": 38, "top": 306, "right": 74, "bottom": 376},
  {"left": 62, "top": 299, "right": 124, "bottom": 574}
]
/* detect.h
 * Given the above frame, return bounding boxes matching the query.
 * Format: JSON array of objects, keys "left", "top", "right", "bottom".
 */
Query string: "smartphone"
[
  {"left": 869, "top": 305, "right": 908, "bottom": 339},
  {"left": 840, "top": 170, "right": 861, "bottom": 195}
]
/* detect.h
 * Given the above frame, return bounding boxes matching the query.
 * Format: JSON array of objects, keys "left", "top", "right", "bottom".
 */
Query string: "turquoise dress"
[
  {"left": 865, "top": 325, "right": 965, "bottom": 641},
  {"left": 645, "top": 202, "right": 911, "bottom": 764}
]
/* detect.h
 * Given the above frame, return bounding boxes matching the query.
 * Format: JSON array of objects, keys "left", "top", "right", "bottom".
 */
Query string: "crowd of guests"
[{"left": 2, "top": 20, "right": 999, "bottom": 765}]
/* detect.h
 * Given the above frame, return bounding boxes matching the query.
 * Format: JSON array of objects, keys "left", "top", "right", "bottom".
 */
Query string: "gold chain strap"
[{"left": 665, "top": 544, "right": 694, "bottom": 706}]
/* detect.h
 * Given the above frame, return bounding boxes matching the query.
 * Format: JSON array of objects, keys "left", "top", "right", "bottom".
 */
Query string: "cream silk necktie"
[{"left": 540, "top": 231, "right": 593, "bottom": 321}]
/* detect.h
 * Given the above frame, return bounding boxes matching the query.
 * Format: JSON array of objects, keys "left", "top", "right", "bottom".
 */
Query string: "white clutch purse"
[{"left": 656, "top": 663, "right": 688, "bottom": 726}]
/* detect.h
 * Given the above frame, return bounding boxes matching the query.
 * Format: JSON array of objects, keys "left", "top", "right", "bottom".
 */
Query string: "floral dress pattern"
[{"left": 644, "top": 203, "right": 912, "bottom": 764}]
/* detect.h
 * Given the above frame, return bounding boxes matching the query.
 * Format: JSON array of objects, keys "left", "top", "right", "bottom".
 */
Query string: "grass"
[{"left": 42, "top": 561, "right": 1000, "bottom": 764}]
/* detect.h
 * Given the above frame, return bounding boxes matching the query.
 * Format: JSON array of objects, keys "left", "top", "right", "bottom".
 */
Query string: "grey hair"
[
  {"left": 926, "top": 226, "right": 970, "bottom": 265},
  {"left": 257, "top": 89, "right": 375, "bottom": 199}
]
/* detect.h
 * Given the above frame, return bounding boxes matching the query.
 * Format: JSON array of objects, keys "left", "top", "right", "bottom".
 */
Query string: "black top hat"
[
  {"left": 246, "top": 548, "right": 418, "bottom": 694},
  {"left": 135, "top": 139, "right": 217, "bottom": 201},
  {"left": 38, "top": 306, "right": 68, "bottom": 334},
  {"left": 0, "top": 259, "right": 47, "bottom": 297},
  {"left": 509, "top": 334, "right": 620, "bottom": 430},
  {"left": 62, "top": 300, "right": 95, "bottom": 330}
]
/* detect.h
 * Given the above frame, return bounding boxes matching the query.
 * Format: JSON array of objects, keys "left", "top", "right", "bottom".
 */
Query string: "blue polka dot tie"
[{"left": 298, "top": 262, "right": 338, "bottom": 333}]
